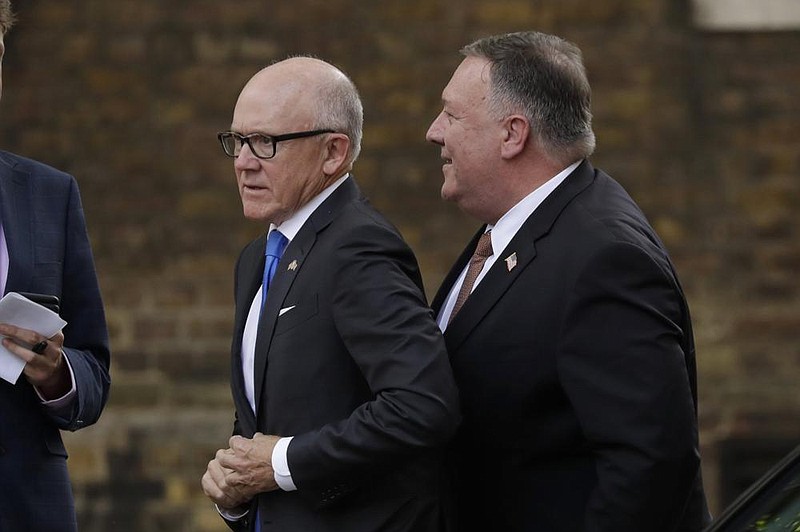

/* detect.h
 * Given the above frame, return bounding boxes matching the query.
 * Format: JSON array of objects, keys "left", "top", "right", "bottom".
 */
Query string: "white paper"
[{"left": 0, "top": 292, "right": 67, "bottom": 384}]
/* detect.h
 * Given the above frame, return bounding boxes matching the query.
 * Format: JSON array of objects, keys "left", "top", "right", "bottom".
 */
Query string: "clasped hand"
[{"left": 202, "top": 433, "right": 280, "bottom": 511}]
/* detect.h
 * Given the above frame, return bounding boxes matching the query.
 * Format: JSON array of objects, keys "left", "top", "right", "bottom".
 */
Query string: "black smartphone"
[{"left": 16, "top": 292, "right": 60, "bottom": 314}]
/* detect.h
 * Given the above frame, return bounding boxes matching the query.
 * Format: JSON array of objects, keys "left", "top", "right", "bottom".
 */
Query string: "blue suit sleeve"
[{"left": 46, "top": 177, "right": 110, "bottom": 431}]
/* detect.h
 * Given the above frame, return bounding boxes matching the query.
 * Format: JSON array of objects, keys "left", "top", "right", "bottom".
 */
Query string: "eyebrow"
[{"left": 442, "top": 97, "right": 463, "bottom": 114}]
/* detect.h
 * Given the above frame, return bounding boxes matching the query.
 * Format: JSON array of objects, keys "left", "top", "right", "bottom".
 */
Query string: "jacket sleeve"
[
  {"left": 46, "top": 176, "right": 111, "bottom": 431},
  {"left": 286, "top": 221, "right": 460, "bottom": 505}
]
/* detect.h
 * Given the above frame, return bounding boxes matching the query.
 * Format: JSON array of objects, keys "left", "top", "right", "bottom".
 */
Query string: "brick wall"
[{"left": 0, "top": 0, "right": 798, "bottom": 528}]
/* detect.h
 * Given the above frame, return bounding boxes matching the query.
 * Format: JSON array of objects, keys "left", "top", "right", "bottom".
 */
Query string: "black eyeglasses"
[{"left": 217, "top": 129, "right": 335, "bottom": 159}]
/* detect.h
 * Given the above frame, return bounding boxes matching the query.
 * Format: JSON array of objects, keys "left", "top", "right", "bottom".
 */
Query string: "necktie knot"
[
  {"left": 261, "top": 230, "right": 289, "bottom": 313},
  {"left": 266, "top": 230, "right": 288, "bottom": 259},
  {"left": 473, "top": 231, "right": 493, "bottom": 259}
]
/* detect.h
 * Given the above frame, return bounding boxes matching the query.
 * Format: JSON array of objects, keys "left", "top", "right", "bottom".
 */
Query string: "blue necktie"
[
  {"left": 261, "top": 230, "right": 288, "bottom": 313},
  {"left": 255, "top": 230, "right": 287, "bottom": 532}
]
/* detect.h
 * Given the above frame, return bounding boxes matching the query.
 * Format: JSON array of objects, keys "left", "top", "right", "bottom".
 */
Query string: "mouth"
[
  {"left": 441, "top": 155, "right": 453, "bottom": 165},
  {"left": 242, "top": 181, "right": 267, "bottom": 191},
  {"left": 241, "top": 184, "right": 268, "bottom": 197}
]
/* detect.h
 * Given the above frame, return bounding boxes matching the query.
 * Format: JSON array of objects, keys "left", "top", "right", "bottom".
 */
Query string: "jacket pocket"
[{"left": 274, "top": 294, "right": 319, "bottom": 336}]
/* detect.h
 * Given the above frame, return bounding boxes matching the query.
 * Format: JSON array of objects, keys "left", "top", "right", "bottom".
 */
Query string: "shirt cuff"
[
  {"left": 34, "top": 350, "right": 77, "bottom": 410},
  {"left": 272, "top": 436, "right": 297, "bottom": 491},
  {"left": 216, "top": 504, "right": 248, "bottom": 521}
]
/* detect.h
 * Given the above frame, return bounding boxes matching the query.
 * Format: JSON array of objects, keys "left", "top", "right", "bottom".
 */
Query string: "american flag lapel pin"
[
  {"left": 288, "top": 260, "right": 298, "bottom": 271},
  {"left": 505, "top": 252, "right": 517, "bottom": 272}
]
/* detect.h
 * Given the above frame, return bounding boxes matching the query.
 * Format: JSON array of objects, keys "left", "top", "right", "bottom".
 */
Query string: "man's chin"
[
  {"left": 440, "top": 185, "right": 459, "bottom": 204},
  {"left": 242, "top": 207, "right": 271, "bottom": 224}
]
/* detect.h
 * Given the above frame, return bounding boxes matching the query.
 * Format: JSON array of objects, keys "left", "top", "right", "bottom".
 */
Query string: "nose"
[
  {"left": 426, "top": 112, "right": 445, "bottom": 145},
  {"left": 233, "top": 143, "right": 259, "bottom": 172}
]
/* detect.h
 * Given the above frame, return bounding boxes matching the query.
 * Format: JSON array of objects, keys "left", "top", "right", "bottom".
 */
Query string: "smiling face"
[
  {"left": 426, "top": 56, "right": 507, "bottom": 223},
  {"left": 230, "top": 62, "right": 337, "bottom": 226}
]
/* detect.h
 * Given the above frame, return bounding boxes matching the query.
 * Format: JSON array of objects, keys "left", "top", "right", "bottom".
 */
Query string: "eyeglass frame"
[{"left": 217, "top": 129, "right": 336, "bottom": 159}]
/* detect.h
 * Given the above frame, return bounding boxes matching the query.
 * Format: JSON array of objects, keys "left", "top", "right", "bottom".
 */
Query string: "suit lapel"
[
  {"left": 252, "top": 230, "right": 309, "bottom": 421},
  {"left": 253, "top": 177, "right": 361, "bottom": 425},
  {"left": 0, "top": 156, "right": 35, "bottom": 294},
  {"left": 441, "top": 160, "right": 596, "bottom": 352},
  {"left": 442, "top": 229, "right": 540, "bottom": 352}
]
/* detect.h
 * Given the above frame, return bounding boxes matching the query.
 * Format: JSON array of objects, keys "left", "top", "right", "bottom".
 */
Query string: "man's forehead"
[
  {"left": 456, "top": 56, "right": 492, "bottom": 82},
  {"left": 250, "top": 76, "right": 317, "bottom": 109},
  {"left": 443, "top": 58, "right": 491, "bottom": 103},
  {"left": 230, "top": 109, "right": 294, "bottom": 133}
]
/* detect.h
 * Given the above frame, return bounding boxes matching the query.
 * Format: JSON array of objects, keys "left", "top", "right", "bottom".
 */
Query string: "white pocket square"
[{"left": 279, "top": 305, "right": 296, "bottom": 316}]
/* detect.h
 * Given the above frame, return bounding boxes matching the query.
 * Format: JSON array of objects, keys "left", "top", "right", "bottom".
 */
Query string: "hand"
[
  {"left": 202, "top": 451, "right": 251, "bottom": 510},
  {"left": 202, "top": 433, "right": 281, "bottom": 507},
  {"left": 0, "top": 324, "right": 69, "bottom": 399}
]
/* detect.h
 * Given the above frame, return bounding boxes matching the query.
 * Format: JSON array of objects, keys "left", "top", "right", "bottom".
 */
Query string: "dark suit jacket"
[
  {"left": 0, "top": 152, "right": 111, "bottom": 532},
  {"left": 432, "top": 161, "right": 710, "bottom": 532},
  {"left": 226, "top": 177, "right": 459, "bottom": 532}
]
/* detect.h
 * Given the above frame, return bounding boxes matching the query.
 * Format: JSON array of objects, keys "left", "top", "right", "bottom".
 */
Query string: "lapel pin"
[
  {"left": 505, "top": 252, "right": 518, "bottom": 272},
  {"left": 288, "top": 260, "right": 298, "bottom": 271}
]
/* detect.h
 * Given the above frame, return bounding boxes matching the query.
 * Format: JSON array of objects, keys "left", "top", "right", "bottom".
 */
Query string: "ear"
[
  {"left": 500, "top": 115, "right": 529, "bottom": 160},
  {"left": 322, "top": 133, "right": 352, "bottom": 175}
]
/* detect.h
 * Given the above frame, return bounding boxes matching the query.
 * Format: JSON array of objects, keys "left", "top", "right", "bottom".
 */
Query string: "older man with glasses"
[{"left": 201, "top": 56, "right": 460, "bottom": 532}]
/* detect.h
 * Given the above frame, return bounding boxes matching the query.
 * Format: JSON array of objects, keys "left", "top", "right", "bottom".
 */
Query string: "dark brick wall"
[{"left": 0, "top": 0, "right": 797, "bottom": 528}]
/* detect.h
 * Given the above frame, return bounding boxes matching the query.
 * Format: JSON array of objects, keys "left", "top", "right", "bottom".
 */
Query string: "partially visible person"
[
  {"left": 426, "top": 30, "right": 710, "bottom": 531},
  {"left": 0, "top": 3, "right": 111, "bottom": 531},
  {"left": 202, "top": 56, "right": 459, "bottom": 531}
]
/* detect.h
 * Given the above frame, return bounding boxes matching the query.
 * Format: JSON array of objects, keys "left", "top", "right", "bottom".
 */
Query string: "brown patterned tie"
[{"left": 449, "top": 231, "right": 493, "bottom": 323}]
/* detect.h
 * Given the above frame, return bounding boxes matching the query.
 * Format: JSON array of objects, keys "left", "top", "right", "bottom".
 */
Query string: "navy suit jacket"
[
  {"left": 432, "top": 161, "right": 710, "bottom": 532},
  {"left": 0, "top": 152, "right": 110, "bottom": 532},
  {"left": 225, "top": 177, "right": 459, "bottom": 532}
]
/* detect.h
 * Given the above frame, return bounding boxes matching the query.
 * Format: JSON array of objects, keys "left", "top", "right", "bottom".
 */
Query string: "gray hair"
[
  {"left": 0, "top": 0, "right": 15, "bottom": 36},
  {"left": 313, "top": 70, "right": 364, "bottom": 167},
  {"left": 461, "top": 31, "right": 596, "bottom": 163}
]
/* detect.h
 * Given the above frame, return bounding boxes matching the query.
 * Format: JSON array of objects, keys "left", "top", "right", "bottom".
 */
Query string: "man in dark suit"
[
  {"left": 426, "top": 31, "right": 711, "bottom": 532},
  {"left": 0, "top": 3, "right": 111, "bottom": 531},
  {"left": 202, "top": 56, "right": 460, "bottom": 531}
]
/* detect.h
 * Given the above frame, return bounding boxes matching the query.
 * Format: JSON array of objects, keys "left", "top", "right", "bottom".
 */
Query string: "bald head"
[
  {"left": 245, "top": 57, "right": 349, "bottom": 96},
  {"left": 239, "top": 57, "right": 363, "bottom": 166}
]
